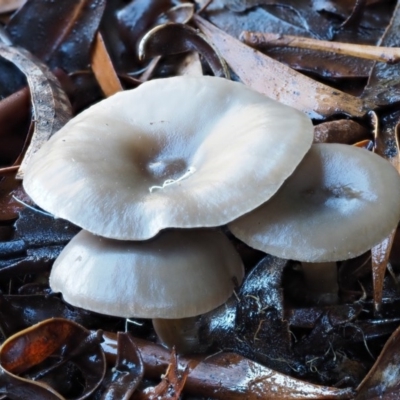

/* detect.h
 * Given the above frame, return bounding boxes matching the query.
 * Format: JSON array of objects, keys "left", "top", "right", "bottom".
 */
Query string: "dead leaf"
[
  {"left": 136, "top": 348, "right": 190, "bottom": 400},
  {"left": 371, "top": 231, "right": 396, "bottom": 313},
  {"left": 0, "top": 175, "right": 31, "bottom": 221},
  {"left": 356, "top": 324, "right": 400, "bottom": 399},
  {"left": 102, "top": 333, "right": 355, "bottom": 399},
  {"left": 194, "top": 15, "right": 366, "bottom": 119},
  {"left": 6, "top": 0, "right": 106, "bottom": 72},
  {"left": 91, "top": 32, "right": 123, "bottom": 97},
  {"left": 313, "top": 120, "right": 369, "bottom": 143},
  {"left": 0, "top": 318, "right": 106, "bottom": 399},
  {"left": 100, "top": 332, "right": 144, "bottom": 399},
  {"left": 0, "top": 86, "right": 30, "bottom": 168},
  {"left": 0, "top": 44, "right": 72, "bottom": 179},
  {"left": 139, "top": 23, "right": 229, "bottom": 78},
  {"left": 241, "top": 31, "right": 400, "bottom": 63}
]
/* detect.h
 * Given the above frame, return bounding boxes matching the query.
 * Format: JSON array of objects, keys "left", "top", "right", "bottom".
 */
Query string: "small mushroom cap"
[
  {"left": 50, "top": 229, "right": 244, "bottom": 319},
  {"left": 229, "top": 144, "right": 400, "bottom": 262},
  {"left": 23, "top": 76, "right": 313, "bottom": 240}
]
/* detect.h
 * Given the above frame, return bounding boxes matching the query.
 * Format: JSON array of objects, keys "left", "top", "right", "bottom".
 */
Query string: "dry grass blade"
[
  {"left": 0, "top": 44, "right": 72, "bottom": 179},
  {"left": 241, "top": 32, "right": 400, "bottom": 64},
  {"left": 194, "top": 16, "right": 366, "bottom": 119},
  {"left": 91, "top": 31, "right": 123, "bottom": 97}
]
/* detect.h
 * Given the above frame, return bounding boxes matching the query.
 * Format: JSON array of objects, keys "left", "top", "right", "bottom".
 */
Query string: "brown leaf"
[
  {"left": 0, "top": 367, "right": 64, "bottom": 400},
  {"left": 100, "top": 332, "right": 144, "bottom": 399},
  {"left": 356, "top": 324, "right": 400, "bottom": 399},
  {"left": 0, "top": 86, "right": 31, "bottom": 168},
  {"left": 102, "top": 333, "right": 355, "bottom": 399},
  {"left": 241, "top": 31, "right": 400, "bottom": 63},
  {"left": 6, "top": 0, "right": 106, "bottom": 72},
  {"left": 136, "top": 348, "right": 190, "bottom": 400},
  {"left": 139, "top": 23, "right": 229, "bottom": 78},
  {"left": 194, "top": 15, "right": 366, "bottom": 119},
  {"left": 371, "top": 230, "right": 396, "bottom": 313},
  {"left": 0, "top": 318, "right": 106, "bottom": 399},
  {"left": 313, "top": 120, "right": 369, "bottom": 144},
  {"left": 0, "top": 44, "right": 72, "bottom": 179},
  {"left": 0, "top": 319, "right": 74, "bottom": 374},
  {"left": 91, "top": 32, "right": 123, "bottom": 97},
  {"left": 0, "top": 175, "right": 31, "bottom": 221}
]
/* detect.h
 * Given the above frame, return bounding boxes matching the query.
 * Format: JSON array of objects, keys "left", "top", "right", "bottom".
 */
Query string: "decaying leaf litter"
[{"left": 1, "top": 0, "right": 400, "bottom": 398}]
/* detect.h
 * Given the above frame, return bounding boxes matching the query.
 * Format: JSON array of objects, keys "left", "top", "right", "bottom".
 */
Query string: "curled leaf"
[
  {"left": 0, "top": 43, "right": 72, "bottom": 179},
  {"left": 139, "top": 23, "right": 229, "bottom": 78},
  {"left": 0, "top": 318, "right": 106, "bottom": 399}
]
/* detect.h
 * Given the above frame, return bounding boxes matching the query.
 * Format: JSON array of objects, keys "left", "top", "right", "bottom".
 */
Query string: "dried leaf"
[
  {"left": 6, "top": 0, "right": 106, "bottom": 72},
  {"left": 175, "top": 52, "right": 203, "bottom": 76},
  {"left": 0, "top": 44, "right": 72, "bottom": 179},
  {"left": 356, "top": 324, "right": 400, "bottom": 399},
  {"left": 0, "top": 86, "right": 30, "bottom": 168},
  {"left": 14, "top": 207, "right": 80, "bottom": 247},
  {"left": 0, "top": 318, "right": 106, "bottom": 399},
  {"left": 362, "top": 2, "right": 400, "bottom": 106},
  {"left": 157, "top": 3, "right": 195, "bottom": 25},
  {"left": 102, "top": 333, "right": 355, "bottom": 399},
  {"left": 91, "top": 32, "right": 123, "bottom": 97},
  {"left": 0, "top": 367, "right": 64, "bottom": 400},
  {"left": 241, "top": 31, "right": 400, "bottom": 63},
  {"left": 194, "top": 15, "right": 366, "bottom": 119},
  {"left": 100, "top": 332, "right": 144, "bottom": 399},
  {"left": 139, "top": 23, "right": 229, "bottom": 78},
  {"left": 0, "top": 175, "right": 31, "bottom": 221},
  {"left": 313, "top": 120, "right": 369, "bottom": 144},
  {"left": 136, "top": 349, "right": 189, "bottom": 400},
  {"left": 371, "top": 231, "right": 396, "bottom": 313},
  {"left": 224, "top": 0, "right": 336, "bottom": 39},
  {"left": 0, "top": 294, "right": 121, "bottom": 338}
]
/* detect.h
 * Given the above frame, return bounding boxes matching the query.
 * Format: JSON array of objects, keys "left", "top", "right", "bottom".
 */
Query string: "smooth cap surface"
[
  {"left": 24, "top": 76, "right": 313, "bottom": 240},
  {"left": 50, "top": 229, "right": 244, "bottom": 319},
  {"left": 230, "top": 144, "right": 400, "bottom": 262}
]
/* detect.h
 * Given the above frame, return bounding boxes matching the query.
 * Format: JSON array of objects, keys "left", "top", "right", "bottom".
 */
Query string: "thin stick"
[{"left": 240, "top": 31, "right": 400, "bottom": 64}]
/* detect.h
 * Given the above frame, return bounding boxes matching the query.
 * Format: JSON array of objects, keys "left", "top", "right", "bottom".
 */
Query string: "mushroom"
[
  {"left": 49, "top": 228, "right": 244, "bottom": 353},
  {"left": 229, "top": 143, "right": 400, "bottom": 303},
  {"left": 23, "top": 76, "right": 313, "bottom": 240}
]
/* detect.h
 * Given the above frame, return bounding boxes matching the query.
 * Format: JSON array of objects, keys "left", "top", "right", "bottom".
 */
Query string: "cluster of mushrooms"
[{"left": 23, "top": 76, "right": 400, "bottom": 353}]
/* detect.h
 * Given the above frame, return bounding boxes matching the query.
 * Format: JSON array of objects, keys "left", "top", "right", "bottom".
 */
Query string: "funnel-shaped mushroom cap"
[
  {"left": 23, "top": 76, "right": 313, "bottom": 240},
  {"left": 50, "top": 229, "right": 244, "bottom": 319},
  {"left": 230, "top": 144, "right": 400, "bottom": 262}
]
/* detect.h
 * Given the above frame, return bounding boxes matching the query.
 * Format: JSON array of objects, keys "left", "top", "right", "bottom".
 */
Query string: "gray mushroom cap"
[
  {"left": 50, "top": 229, "right": 244, "bottom": 319},
  {"left": 23, "top": 76, "right": 313, "bottom": 240},
  {"left": 229, "top": 144, "right": 400, "bottom": 262}
]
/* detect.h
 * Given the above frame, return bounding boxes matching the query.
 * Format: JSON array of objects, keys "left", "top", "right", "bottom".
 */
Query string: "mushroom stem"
[
  {"left": 301, "top": 262, "right": 339, "bottom": 304},
  {"left": 152, "top": 317, "right": 199, "bottom": 354}
]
